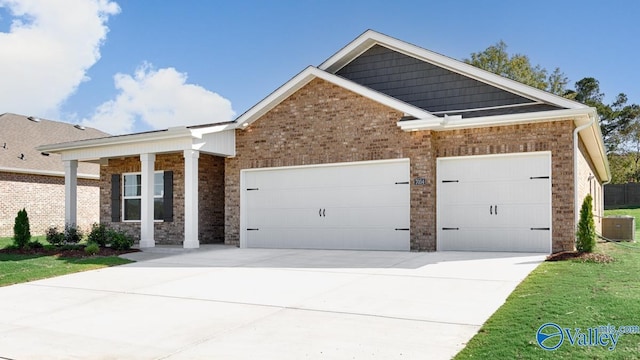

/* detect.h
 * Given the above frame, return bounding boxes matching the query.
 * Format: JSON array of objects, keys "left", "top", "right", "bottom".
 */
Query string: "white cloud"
[
  {"left": 0, "top": 0, "right": 120, "bottom": 117},
  {"left": 82, "top": 63, "right": 235, "bottom": 134}
]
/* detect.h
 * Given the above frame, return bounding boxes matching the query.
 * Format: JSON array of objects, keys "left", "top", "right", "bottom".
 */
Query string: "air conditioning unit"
[{"left": 602, "top": 216, "right": 635, "bottom": 242}]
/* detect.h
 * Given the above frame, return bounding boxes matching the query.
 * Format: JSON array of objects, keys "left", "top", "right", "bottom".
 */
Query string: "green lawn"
[
  {"left": 455, "top": 210, "right": 640, "bottom": 359},
  {"left": 0, "top": 237, "right": 132, "bottom": 287}
]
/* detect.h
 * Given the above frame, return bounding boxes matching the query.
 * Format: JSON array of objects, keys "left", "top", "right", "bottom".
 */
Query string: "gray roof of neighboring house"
[{"left": 0, "top": 113, "right": 110, "bottom": 178}]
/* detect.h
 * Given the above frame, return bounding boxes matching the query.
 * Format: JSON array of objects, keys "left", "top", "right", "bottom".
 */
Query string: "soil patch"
[
  {"left": 0, "top": 246, "right": 140, "bottom": 258},
  {"left": 546, "top": 251, "right": 614, "bottom": 263}
]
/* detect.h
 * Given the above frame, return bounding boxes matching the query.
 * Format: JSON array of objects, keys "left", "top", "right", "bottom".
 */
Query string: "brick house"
[
  {"left": 39, "top": 30, "right": 609, "bottom": 253},
  {"left": 0, "top": 113, "right": 109, "bottom": 236}
]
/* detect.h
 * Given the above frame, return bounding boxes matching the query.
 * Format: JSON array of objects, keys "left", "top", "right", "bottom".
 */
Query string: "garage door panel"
[
  {"left": 243, "top": 159, "right": 410, "bottom": 251},
  {"left": 247, "top": 227, "right": 409, "bottom": 251},
  {"left": 437, "top": 152, "right": 551, "bottom": 253}
]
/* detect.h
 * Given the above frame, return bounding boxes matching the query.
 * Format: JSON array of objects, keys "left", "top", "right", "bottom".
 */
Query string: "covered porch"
[{"left": 38, "top": 123, "right": 236, "bottom": 248}]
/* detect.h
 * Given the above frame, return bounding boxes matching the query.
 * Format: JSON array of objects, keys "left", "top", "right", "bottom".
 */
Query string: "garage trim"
[
  {"left": 436, "top": 151, "right": 552, "bottom": 253},
  {"left": 239, "top": 158, "right": 410, "bottom": 249}
]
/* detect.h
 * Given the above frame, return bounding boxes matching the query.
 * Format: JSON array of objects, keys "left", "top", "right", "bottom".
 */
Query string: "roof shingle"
[{"left": 0, "top": 113, "right": 110, "bottom": 177}]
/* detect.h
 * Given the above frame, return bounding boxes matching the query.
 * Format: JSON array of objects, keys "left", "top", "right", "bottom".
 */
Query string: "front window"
[{"left": 123, "top": 172, "right": 164, "bottom": 221}]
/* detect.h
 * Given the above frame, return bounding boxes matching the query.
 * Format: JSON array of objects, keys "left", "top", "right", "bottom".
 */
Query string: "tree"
[
  {"left": 466, "top": 42, "right": 640, "bottom": 155},
  {"left": 13, "top": 208, "right": 31, "bottom": 249},
  {"left": 464, "top": 40, "right": 568, "bottom": 95},
  {"left": 576, "top": 194, "right": 596, "bottom": 253},
  {"left": 566, "top": 78, "right": 640, "bottom": 153}
]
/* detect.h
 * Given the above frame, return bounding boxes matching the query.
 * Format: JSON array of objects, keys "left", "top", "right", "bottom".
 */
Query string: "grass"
[
  {"left": 0, "top": 236, "right": 132, "bottom": 287},
  {"left": 455, "top": 209, "right": 640, "bottom": 359}
]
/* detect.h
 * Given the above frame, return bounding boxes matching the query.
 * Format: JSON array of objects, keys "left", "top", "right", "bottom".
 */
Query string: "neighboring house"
[
  {"left": 39, "top": 30, "right": 610, "bottom": 253},
  {"left": 0, "top": 113, "right": 109, "bottom": 236}
]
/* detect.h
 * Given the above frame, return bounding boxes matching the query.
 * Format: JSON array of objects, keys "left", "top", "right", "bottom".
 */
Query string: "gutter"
[{"left": 573, "top": 113, "right": 596, "bottom": 226}]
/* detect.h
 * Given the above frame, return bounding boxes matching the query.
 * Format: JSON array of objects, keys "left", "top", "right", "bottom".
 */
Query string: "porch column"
[
  {"left": 183, "top": 149, "right": 200, "bottom": 248},
  {"left": 64, "top": 160, "right": 78, "bottom": 226},
  {"left": 140, "top": 153, "right": 156, "bottom": 248}
]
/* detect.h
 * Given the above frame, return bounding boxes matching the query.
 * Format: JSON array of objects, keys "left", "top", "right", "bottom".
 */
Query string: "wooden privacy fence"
[{"left": 605, "top": 183, "right": 640, "bottom": 209}]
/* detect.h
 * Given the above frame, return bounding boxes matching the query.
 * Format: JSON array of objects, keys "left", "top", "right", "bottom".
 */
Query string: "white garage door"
[
  {"left": 241, "top": 159, "right": 410, "bottom": 250},
  {"left": 437, "top": 152, "right": 551, "bottom": 253}
]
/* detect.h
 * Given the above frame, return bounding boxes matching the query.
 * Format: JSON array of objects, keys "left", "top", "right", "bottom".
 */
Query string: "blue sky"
[{"left": 1, "top": 0, "right": 638, "bottom": 134}]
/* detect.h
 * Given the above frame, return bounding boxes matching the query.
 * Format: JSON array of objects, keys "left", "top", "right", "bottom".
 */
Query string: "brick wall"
[
  {"left": 225, "top": 77, "right": 581, "bottom": 252},
  {"left": 100, "top": 153, "right": 225, "bottom": 245},
  {"left": 0, "top": 172, "right": 99, "bottom": 236},
  {"left": 577, "top": 138, "right": 603, "bottom": 235},
  {"left": 433, "top": 122, "right": 576, "bottom": 252}
]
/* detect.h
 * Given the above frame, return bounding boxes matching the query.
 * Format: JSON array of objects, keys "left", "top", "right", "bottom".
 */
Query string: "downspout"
[{"left": 573, "top": 113, "right": 595, "bottom": 226}]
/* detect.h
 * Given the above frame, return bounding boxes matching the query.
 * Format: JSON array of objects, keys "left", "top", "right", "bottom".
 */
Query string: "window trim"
[{"left": 122, "top": 171, "right": 165, "bottom": 223}]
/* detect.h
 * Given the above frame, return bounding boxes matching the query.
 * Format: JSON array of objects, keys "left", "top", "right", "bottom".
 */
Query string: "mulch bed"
[
  {"left": 546, "top": 251, "right": 614, "bottom": 263},
  {"left": 0, "top": 246, "right": 140, "bottom": 258}
]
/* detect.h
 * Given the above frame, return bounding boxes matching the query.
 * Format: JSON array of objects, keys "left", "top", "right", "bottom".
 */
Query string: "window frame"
[{"left": 121, "top": 171, "right": 165, "bottom": 223}]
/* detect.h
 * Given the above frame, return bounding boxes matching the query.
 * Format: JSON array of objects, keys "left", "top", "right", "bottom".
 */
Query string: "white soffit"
[
  {"left": 319, "top": 30, "right": 587, "bottom": 110},
  {"left": 234, "top": 66, "right": 436, "bottom": 129}
]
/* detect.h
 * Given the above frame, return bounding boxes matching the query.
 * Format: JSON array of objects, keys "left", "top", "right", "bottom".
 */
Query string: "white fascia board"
[
  {"left": 235, "top": 66, "right": 435, "bottom": 129},
  {"left": 320, "top": 30, "right": 586, "bottom": 110},
  {"left": 37, "top": 127, "right": 193, "bottom": 153},
  {"left": 0, "top": 167, "right": 99, "bottom": 180},
  {"left": 398, "top": 108, "right": 594, "bottom": 132},
  {"left": 397, "top": 118, "right": 443, "bottom": 131}
]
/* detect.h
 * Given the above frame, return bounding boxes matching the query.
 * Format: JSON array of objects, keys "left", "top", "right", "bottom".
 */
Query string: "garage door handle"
[
  {"left": 323, "top": 209, "right": 326, "bottom": 217},
  {"left": 495, "top": 205, "right": 497, "bottom": 215},
  {"left": 319, "top": 208, "right": 326, "bottom": 217},
  {"left": 442, "top": 227, "right": 459, "bottom": 230},
  {"left": 247, "top": 228, "right": 259, "bottom": 231},
  {"left": 490, "top": 205, "right": 493, "bottom": 215},
  {"left": 395, "top": 228, "right": 410, "bottom": 231},
  {"left": 530, "top": 227, "right": 550, "bottom": 231}
]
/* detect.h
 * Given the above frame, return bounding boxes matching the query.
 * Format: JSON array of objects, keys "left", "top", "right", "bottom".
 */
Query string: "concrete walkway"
[{"left": 0, "top": 246, "right": 545, "bottom": 359}]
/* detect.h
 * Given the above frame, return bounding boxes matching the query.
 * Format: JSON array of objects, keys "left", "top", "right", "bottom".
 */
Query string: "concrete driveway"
[{"left": 0, "top": 246, "right": 545, "bottom": 359}]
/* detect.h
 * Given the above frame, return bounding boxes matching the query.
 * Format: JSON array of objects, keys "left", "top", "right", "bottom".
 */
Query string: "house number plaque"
[{"left": 414, "top": 177, "right": 426, "bottom": 185}]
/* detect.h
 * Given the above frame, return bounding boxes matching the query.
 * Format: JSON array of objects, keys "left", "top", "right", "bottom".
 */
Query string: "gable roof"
[
  {"left": 319, "top": 30, "right": 586, "bottom": 111},
  {"left": 234, "top": 66, "right": 436, "bottom": 128},
  {"left": 233, "top": 30, "right": 609, "bottom": 182},
  {"left": 0, "top": 113, "right": 109, "bottom": 178}
]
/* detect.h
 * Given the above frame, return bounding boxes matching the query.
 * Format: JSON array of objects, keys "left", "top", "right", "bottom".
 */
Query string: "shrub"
[
  {"left": 85, "top": 242, "right": 100, "bottom": 256},
  {"left": 28, "top": 240, "right": 44, "bottom": 249},
  {"left": 64, "top": 224, "right": 83, "bottom": 245},
  {"left": 87, "top": 223, "right": 109, "bottom": 247},
  {"left": 108, "top": 229, "right": 134, "bottom": 250},
  {"left": 46, "top": 226, "right": 65, "bottom": 246},
  {"left": 13, "top": 208, "right": 31, "bottom": 249},
  {"left": 576, "top": 194, "right": 596, "bottom": 253}
]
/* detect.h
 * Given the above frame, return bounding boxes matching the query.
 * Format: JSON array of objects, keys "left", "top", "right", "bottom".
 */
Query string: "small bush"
[
  {"left": 28, "top": 240, "right": 44, "bottom": 249},
  {"left": 576, "top": 194, "right": 596, "bottom": 253},
  {"left": 85, "top": 242, "right": 100, "bottom": 256},
  {"left": 87, "top": 223, "right": 109, "bottom": 247},
  {"left": 46, "top": 226, "right": 65, "bottom": 246},
  {"left": 108, "top": 229, "right": 134, "bottom": 250},
  {"left": 64, "top": 224, "right": 83, "bottom": 245},
  {"left": 13, "top": 208, "right": 31, "bottom": 249}
]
